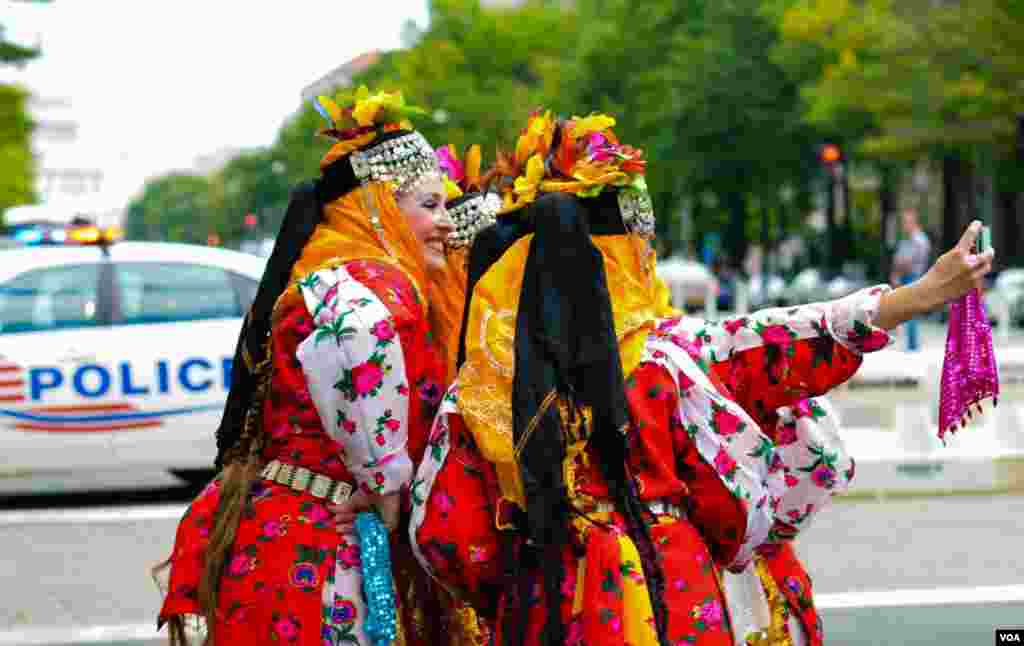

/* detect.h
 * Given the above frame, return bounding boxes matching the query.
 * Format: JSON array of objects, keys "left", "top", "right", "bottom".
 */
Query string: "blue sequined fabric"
[{"left": 356, "top": 512, "right": 398, "bottom": 646}]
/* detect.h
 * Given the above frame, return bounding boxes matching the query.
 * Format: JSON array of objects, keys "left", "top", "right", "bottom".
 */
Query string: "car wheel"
[{"left": 170, "top": 468, "right": 217, "bottom": 488}]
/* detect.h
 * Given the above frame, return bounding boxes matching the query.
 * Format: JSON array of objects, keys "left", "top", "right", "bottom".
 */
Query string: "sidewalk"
[{"left": 830, "top": 320, "right": 1024, "bottom": 497}]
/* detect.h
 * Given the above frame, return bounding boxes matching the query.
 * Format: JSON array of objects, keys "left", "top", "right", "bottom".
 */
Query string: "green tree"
[
  {"left": 271, "top": 0, "right": 575, "bottom": 187},
  {"left": 0, "top": 85, "right": 35, "bottom": 215},
  {"left": 570, "top": 0, "right": 825, "bottom": 267},
  {"left": 208, "top": 150, "right": 292, "bottom": 243},
  {"left": 777, "top": 0, "right": 1024, "bottom": 258},
  {"left": 0, "top": 23, "right": 40, "bottom": 219},
  {"left": 273, "top": 104, "right": 328, "bottom": 188},
  {"left": 124, "top": 174, "right": 212, "bottom": 243}
]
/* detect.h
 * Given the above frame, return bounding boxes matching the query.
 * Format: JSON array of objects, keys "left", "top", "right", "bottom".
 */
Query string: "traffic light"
[
  {"left": 244, "top": 213, "right": 258, "bottom": 229},
  {"left": 819, "top": 143, "right": 842, "bottom": 167}
]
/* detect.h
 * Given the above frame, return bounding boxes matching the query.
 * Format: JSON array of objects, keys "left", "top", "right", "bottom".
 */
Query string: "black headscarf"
[
  {"left": 212, "top": 131, "right": 414, "bottom": 469},
  {"left": 460, "top": 191, "right": 669, "bottom": 646}
]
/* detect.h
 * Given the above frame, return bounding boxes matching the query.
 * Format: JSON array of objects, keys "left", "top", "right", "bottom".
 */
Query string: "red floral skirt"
[{"left": 159, "top": 479, "right": 446, "bottom": 645}]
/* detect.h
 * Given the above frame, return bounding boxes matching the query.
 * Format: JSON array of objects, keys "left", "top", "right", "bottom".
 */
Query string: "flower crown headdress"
[
  {"left": 493, "top": 110, "right": 654, "bottom": 238},
  {"left": 313, "top": 86, "right": 439, "bottom": 194},
  {"left": 436, "top": 143, "right": 500, "bottom": 248}
]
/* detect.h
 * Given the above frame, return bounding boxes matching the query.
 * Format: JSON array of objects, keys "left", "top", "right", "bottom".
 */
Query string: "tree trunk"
[
  {"left": 941, "top": 155, "right": 972, "bottom": 252},
  {"left": 997, "top": 189, "right": 1020, "bottom": 268},
  {"left": 879, "top": 165, "right": 896, "bottom": 280},
  {"left": 760, "top": 205, "right": 770, "bottom": 275},
  {"left": 724, "top": 191, "right": 748, "bottom": 272},
  {"left": 841, "top": 168, "right": 853, "bottom": 273},
  {"left": 826, "top": 174, "right": 839, "bottom": 276}
]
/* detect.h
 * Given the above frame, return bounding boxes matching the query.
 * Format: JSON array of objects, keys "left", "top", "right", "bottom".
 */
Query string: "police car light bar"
[
  {"left": 66, "top": 225, "right": 123, "bottom": 246},
  {"left": 13, "top": 227, "right": 45, "bottom": 245}
]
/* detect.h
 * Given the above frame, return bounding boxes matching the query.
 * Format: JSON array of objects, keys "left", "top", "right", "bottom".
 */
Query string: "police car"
[{"left": 0, "top": 226, "right": 266, "bottom": 484}]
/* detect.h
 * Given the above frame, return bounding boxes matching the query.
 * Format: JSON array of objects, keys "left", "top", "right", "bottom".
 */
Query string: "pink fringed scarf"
[{"left": 938, "top": 288, "right": 1000, "bottom": 440}]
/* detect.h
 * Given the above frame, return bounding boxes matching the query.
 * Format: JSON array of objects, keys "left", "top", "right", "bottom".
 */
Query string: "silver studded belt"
[
  {"left": 261, "top": 459, "right": 354, "bottom": 505},
  {"left": 587, "top": 499, "right": 687, "bottom": 520},
  {"left": 648, "top": 500, "right": 687, "bottom": 519}
]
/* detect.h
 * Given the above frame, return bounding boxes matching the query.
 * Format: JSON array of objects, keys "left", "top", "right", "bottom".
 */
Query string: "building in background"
[
  {"left": 2, "top": 93, "right": 120, "bottom": 228},
  {"left": 1, "top": 7, "right": 117, "bottom": 228},
  {"left": 192, "top": 146, "right": 251, "bottom": 176},
  {"left": 29, "top": 95, "right": 103, "bottom": 204},
  {"left": 300, "top": 51, "right": 381, "bottom": 102}
]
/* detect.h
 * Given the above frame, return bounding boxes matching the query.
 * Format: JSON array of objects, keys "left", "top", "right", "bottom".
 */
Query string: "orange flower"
[
  {"left": 502, "top": 153, "right": 545, "bottom": 213},
  {"left": 514, "top": 110, "right": 554, "bottom": 165},
  {"left": 464, "top": 144, "right": 482, "bottom": 191}
]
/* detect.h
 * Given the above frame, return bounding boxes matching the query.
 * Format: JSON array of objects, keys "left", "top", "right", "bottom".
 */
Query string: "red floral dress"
[
  {"left": 409, "top": 286, "right": 893, "bottom": 646},
  {"left": 159, "top": 260, "right": 448, "bottom": 646}
]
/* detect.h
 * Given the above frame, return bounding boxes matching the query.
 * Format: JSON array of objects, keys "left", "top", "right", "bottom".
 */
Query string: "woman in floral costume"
[
  {"left": 156, "top": 88, "right": 467, "bottom": 645},
  {"left": 408, "top": 112, "right": 993, "bottom": 646}
]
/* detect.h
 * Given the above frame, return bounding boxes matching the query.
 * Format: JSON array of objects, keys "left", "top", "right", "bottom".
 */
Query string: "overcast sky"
[{"left": 2, "top": 0, "right": 429, "bottom": 211}]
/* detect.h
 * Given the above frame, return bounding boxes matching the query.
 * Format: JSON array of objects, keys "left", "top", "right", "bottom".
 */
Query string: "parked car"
[
  {"left": 785, "top": 268, "right": 826, "bottom": 305},
  {"left": 0, "top": 228, "right": 266, "bottom": 484},
  {"left": 655, "top": 256, "right": 718, "bottom": 310},
  {"left": 825, "top": 274, "right": 869, "bottom": 300},
  {"left": 783, "top": 268, "right": 870, "bottom": 306},
  {"left": 748, "top": 273, "right": 787, "bottom": 308}
]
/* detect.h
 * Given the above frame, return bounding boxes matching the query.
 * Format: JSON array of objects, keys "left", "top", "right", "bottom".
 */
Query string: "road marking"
[
  {"left": 0, "top": 623, "right": 167, "bottom": 646},
  {"left": 817, "top": 584, "right": 1024, "bottom": 609},
  {"left": 0, "top": 503, "right": 187, "bottom": 526},
  {"left": 0, "top": 586, "right": 1022, "bottom": 644}
]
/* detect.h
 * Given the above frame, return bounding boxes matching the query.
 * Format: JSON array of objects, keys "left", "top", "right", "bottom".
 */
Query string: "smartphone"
[{"left": 975, "top": 225, "right": 992, "bottom": 254}]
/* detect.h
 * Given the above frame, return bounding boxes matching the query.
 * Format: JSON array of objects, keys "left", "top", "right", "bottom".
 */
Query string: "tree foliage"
[
  {"left": 772, "top": 0, "right": 1024, "bottom": 162},
  {"left": 208, "top": 150, "right": 292, "bottom": 240},
  {"left": 0, "top": 24, "right": 40, "bottom": 218},
  {"left": 0, "top": 85, "right": 35, "bottom": 213},
  {"left": 569, "top": 0, "right": 826, "bottom": 263},
  {"left": 270, "top": 0, "right": 576, "bottom": 190},
  {"left": 776, "top": 0, "right": 1024, "bottom": 255},
  {"left": 125, "top": 0, "right": 1024, "bottom": 266},
  {"left": 125, "top": 174, "right": 212, "bottom": 244}
]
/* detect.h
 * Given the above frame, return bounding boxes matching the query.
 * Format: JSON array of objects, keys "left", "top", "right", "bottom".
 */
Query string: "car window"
[
  {"left": 0, "top": 263, "right": 102, "bottom": 334},
  {"left": 231, "top": 272, "right": 259, "bottom": 313},
  {"left": 114, "top": 262, "right": 241, "bottom": 325}
]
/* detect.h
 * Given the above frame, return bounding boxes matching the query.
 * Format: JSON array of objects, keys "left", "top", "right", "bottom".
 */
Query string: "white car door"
[
  {"left": 0, "top": 254, "right": 120, "bottom": 472},
  {"left": 105, "top": 259, "right": 250, "bottom": 471}
]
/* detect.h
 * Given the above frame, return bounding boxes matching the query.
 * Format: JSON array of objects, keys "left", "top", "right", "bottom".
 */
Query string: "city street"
[
  {"left": 2, "top": 320, "right": 1023, "bottom": 645},
  {"left": 4, "top": 0, "right": 1024, "bottom": 644},
  {"left": 1, "top": 483, "right": 1022, "bottom": 645}
]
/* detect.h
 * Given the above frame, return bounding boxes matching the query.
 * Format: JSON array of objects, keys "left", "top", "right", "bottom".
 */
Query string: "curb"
[{"left": 839, "top": 452, "right": 1024, "bottom": 500}]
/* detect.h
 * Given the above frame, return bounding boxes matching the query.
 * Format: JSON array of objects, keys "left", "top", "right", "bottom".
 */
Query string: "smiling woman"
[
  {"left": 395, "top": 177, "right": 455, "bottom": 273},
  {"left": 154, "top": 88, "right": 468, "bottom": 646}
]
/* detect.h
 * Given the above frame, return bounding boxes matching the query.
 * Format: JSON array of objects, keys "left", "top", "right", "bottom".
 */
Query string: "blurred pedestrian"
[
  {"left": 155, "top": 88, "right": 467, "bottom": 646},
  {"left": 890, "top": 208, "right": 931, "bottom": 351}
]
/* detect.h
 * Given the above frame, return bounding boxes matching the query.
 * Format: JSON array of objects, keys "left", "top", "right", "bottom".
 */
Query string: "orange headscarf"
[{"left": 275, "top": 134, "right": 465, "bottom": 383}]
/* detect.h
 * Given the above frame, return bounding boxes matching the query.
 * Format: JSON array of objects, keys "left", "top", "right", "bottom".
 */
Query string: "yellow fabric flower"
[
  {"left": 464, "top": 144, "right": 482, "bottom": 190},
  {"left": 570, "top": 113, "right": 617, "bottom": 138},
  {"left": 443, "top": 176, "right": 464, "bottom": 201},
  {"left": 502, "top": 153, "right": 545, "bottom": 213},
  {"left": 316, "top": 96, "right": 343, "bottom": 125},
  {"left": 350, "top": 86, "right": 407, "bottom": 128},
  {"left": 515, "top": 111, "right": 554, "bottom": 165}
]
